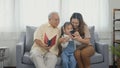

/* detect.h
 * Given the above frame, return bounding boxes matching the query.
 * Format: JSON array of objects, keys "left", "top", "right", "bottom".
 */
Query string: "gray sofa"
[{"left": 16, "top": 26, "right": 109, "bottom": 68}]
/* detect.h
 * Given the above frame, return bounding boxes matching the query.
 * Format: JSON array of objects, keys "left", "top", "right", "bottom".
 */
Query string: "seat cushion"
[
  {"left": 90, "top": 52, "right": 104, "bottom": 64},
  {"left": 56, "top": 52, "right": 104, "bottom": 65},
  {"left": 22, "top": 52, "right": 62, "bottom": 65},
  {"left": 25, "top": 26, "right": 37, "bottom": 52},
  {"left": 22, "top": 52, "right": 103, "bottom": 65},
  {"left": 57, "top": 52, "right": 104, "bottom": 65},
  {"left": 22, "top": 52, "right": 33, "bottom": 65}
]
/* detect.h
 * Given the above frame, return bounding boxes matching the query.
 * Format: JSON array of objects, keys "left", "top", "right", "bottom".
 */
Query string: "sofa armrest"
[
  {"left": 16, "top": 32, "right": 25, "bottom": 64},
  {"left": 95, "top": 42, "right": 109, "bottom": 65},
  {"left": 95, "top": 42, "right": 108, "bottom": 54}
]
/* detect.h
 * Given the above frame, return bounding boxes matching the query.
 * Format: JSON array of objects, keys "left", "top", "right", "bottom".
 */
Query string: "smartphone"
[{"left": 70, "top": 30, "right": 75, "bottom": 34}]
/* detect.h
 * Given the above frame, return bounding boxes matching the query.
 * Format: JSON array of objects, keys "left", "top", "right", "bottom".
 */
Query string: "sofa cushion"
[
  {"left": 90, "top": 52, "right": 104, "bottom": 64},
  {"left": 22, "top": 52, "right": 62, "bottom": 65},
  {"left": 25, "top": 26, "right": 37, "bottom": 52},
  {"left": 89, "top": 26, "right": 95, "bottom": 49},
  {"left": 56, "top": 52, "right": 104, "bottom": 65},
  {"left": 22, "top": 52, "right": 33, "bottom": 65},
  {"left": 22, "top": 52, "right": 103, "bottom": 65}
]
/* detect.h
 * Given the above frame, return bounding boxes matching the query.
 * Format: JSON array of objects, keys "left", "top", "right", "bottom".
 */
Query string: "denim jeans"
[{"left": 61, "top": 41, "right": 76, "bottom": 68}]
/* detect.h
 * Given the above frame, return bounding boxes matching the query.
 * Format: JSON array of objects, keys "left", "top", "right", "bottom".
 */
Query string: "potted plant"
[{"left": 110, "top": 45, "right": 120, "bottom": 68}]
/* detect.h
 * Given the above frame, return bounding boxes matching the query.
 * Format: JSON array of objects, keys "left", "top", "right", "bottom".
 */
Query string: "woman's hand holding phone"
[{"left": 72, "top": 31, "right": 82, "bottom": 41}]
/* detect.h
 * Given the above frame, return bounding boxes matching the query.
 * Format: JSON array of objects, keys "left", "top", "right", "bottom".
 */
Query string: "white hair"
[{"left": 48, "top": 12, "right": 59, "bottom": 19}]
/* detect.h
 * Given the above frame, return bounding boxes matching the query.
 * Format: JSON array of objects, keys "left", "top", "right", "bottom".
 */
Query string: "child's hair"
[
  {"left": 58, "top": 22, "right": 72, "bottom": 56},
  {"left": 60, "top": 22, "right": 72, "bottom": 38}
]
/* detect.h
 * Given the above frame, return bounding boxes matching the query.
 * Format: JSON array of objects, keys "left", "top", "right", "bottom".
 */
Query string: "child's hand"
[
  {"left": 64, "top": 37, "right": 70, "bottom": 42},
  {"left": 59, "top": 37, "right": 69, "bottom": 43},
  {"left": 68, "top": 32, "right": 74, "bottom": 39}
]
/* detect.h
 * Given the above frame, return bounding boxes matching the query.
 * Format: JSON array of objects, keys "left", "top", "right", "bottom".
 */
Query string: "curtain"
[
  {"left": 19, "top": 0, "right": 60, "bottom": 31},
  {"left": 0, "top": 0, "right": 15, "bottom": 32},
  {"left": 61, "top": 0, "right": 109, "bottom": 32},
  {"left": 0, "top": 0, "right": 109, "bottom": 32},
  {"left": 0, "top": 0, "right": 17, "bottom": 66}
]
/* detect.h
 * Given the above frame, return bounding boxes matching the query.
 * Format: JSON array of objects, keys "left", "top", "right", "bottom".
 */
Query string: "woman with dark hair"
[{"left": 70, "top": 13, "right": 95, "bottom": 68}]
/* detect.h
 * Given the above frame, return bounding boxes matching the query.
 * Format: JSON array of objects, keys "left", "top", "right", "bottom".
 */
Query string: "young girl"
[{"left": 60, "top": 22, "right": 76, "bottom": 68}]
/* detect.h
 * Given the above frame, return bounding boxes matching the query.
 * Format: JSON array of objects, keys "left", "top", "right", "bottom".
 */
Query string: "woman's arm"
[
  {"left": 73, "top": 31, "right": 90, "bottom": 45},
  {"left": 77, "top": 37, "right": 90, "bottom": 45},
  {"left": 73, "top": 25, "right": 91, "bottom": 45}
]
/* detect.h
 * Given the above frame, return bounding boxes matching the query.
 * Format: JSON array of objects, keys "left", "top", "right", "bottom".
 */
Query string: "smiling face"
[
  {"left": 70, "top": 13, "right": 86, "bottom": 37},
  {"left": 49, "top": 13, "right": 60, "bottom": 28},
  {"left": 71, "top": 18, "right": 79, "bottom": 29},
  {"left": 63, "top": 24, "right": 73, "bottom": 35}
]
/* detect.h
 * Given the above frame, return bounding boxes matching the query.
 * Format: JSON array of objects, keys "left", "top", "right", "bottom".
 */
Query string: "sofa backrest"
[
  {"left": 24, "top": 26, "right": 96, "bottom": 52},
  {"left": 25, "top": 26, "right": 37, "bottom": 52},
  {"left": 89, "top": 26, "right": 95, "bottom": 48}
]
